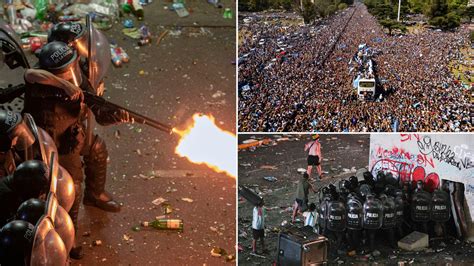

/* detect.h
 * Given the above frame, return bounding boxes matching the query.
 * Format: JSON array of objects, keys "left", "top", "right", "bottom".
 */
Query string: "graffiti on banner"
[{"left": 369, "top": 133, "right": 473, "bottom": 187}]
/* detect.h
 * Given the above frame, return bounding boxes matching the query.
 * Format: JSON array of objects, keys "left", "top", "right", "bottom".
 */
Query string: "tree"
[
  {"left": 327, "top": 4, "right": 339, "bottom": 16},
  {"left": 379, "top": 19, "right": 406, "bottom": 34},
  {"left": 314, "top": 0, "right": 331, "bottom": 17},
  {"left": 464, "top": 6, "right": 474, "bottom": 21},
  {"left": 301, "top": 0, "right": 317, "bottom": 23},
  {"left": 281, "top": 0, "right": 293, "bottom": 10},
  {"left": 425, "top": 0, "right": 448, "bottom": 19},
  {"left": 373, "top": 3, "right": 396, "bottom": 19},
  {"left": 445, "top": 11, "right": 461, "bottom": 28},
  {"left": 408, "top": 0, "right": 425, "bottom": 13},
  {"left": 338, "top": 3, "right": 348, "bottom": 10},
  {"left": 429, "top": 15, "right": 447, "bottom": 27}
]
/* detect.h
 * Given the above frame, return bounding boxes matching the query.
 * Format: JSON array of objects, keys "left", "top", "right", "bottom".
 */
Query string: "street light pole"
[{"left": 397, "top": 0, "right": 401, "bottom": 22}]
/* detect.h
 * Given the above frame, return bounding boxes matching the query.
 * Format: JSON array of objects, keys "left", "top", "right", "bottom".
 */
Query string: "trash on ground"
[
  {"left": 263, "top": 176, "right": 277, "bottom": 182},
  {"left": 151, "top": 197, "right": 167, "bottom": 206}
]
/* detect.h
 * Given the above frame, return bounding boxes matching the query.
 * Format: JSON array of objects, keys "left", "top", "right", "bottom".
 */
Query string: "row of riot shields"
[
  {"left": 314, "top": 169, "right": 451, "bottom": 251},
  {"left": 0, "top": 114, "right": 76, "bottom": 265},
  {"left": 0, "top": 14, "right": 111, "bottom": 265}
]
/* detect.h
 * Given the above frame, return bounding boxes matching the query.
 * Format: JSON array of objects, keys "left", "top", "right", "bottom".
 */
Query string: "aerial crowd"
[{"left": 238, "top": 3, "right": 471, "bottom": 132}]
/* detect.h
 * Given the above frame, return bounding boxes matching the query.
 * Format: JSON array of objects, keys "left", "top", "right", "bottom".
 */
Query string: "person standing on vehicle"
[{"left": 305, "top": 134, "right": 323, "bottom": 179}]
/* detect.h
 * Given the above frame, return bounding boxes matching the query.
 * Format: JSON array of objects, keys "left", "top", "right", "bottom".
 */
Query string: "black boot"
[
  {"left": 83, "top": 135, "right": 121, "bottom": 212},
  {"left": 70, "top": 245, "right": 84, "bottom": 260},
  {"left": 69, "top": 181, "right": 84, "bottom": 260}
]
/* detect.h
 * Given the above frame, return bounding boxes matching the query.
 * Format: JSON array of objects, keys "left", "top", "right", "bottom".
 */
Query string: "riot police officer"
[
  {"left": 379, "top": 193, "right": 397, "bottom": 248},
  {"left": 430, "top": 185, "right": 450, "bottom": 238},
  {"left": 0, "top": 220, "right": 35, "bottom": 265},
  {"left": 23, "top": 41, "right": 130, "bottom": 258},
  {"left": 0, "top": 110, "right": 35, "bottom": 177},
  {"left": 0, "top": 160, "right": 49, "bottom": 227},
  {"left": 325, "top": 186, "right": 346, "bottom": 254},
  {"left": 346, "top": 192, "right": 363, "bottom": 254},
  {"left": 363, "top": 193, "right": 383, "bottom": 252},
  {"left": 411, "top": 181, "right": 431, "bottom": 233},
  {"left": 47, "top": 21, "right": 122, "bottom": 213},
  {"left": 16, "top": 198, "right": 75, "bottom": 254}
]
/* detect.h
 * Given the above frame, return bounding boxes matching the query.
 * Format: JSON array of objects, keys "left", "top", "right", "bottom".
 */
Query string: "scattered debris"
[
  {"left": 210, "top": 247, "right": 226, "bottom": 257},
  {"left": 182, "top": 197, "right": 194, "bottom": 203},
  {"left": 163, "top": 203, "right": 173, "bottom": 214},
  {"left": 151, "top": 197, "right": 167, "bottom": 206},
  {"left": 297, "top": 168, "right": 307, "bottom": 174},
  {"left": 260, "top": 165, "right": 277, "bottom": 170},
  {"left": 398, "top": 231, "right": 429, "bottom": 251},
  {"left": 249, "top": 252, "right": 266, "bottom": 259},
  {"left": 225, "top": 254, "right": 236, "bottom": 262},
  {"left": 123, "top": 234, "right": 132, "bottom": 241},
  {"left": 92, "top": 240, "right": 102, "bottom": 246},
  {"left": 156, "top": 30, "right": 169, "bottom": 46},
  {"left": 263, "top": 176, "right": 277, "bottom": 182}
]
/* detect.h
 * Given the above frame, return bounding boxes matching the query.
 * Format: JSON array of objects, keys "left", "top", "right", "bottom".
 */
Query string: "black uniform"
[
  {"left": 0, "top": 177, "right": 20, "bottom": 226},
  {"left": 23, "top": 42, "right": 126, "bottom": 233}
]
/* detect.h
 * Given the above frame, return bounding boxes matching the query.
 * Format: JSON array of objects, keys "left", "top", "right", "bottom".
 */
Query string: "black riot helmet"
[
  {"left": 11, "top": 160, "right": 49, "bottom": 200},
  {"left": 384, "top": 184, "right": 396, "bottom": 197},
  {"left": 339, "top": 180, "right": 351, "bottom": 194},
  {"left": 385, "top": 172, "right": 399, "bottom": 187},
  {"left": 321, "top": 186, "right": 330, "bottom": 196},
  {"left": 376, "top": 171, "right": 386, "bottom": 182},
  {"left": 48, "top": 22, "right": 87, "bottom": 55},
  {"left": 0, "top": 110, "right": 35, "bottom": 152},
  {"left": 38, "top": 41, "right": 82, "bottom": 87},
  {"left": 416, "top": 180, "right": 424, "bottom": 192},
  {"left": 0, "top": 220, "right": 35, "bottom": 265},
  {"left": 16, "top": 199, "right": 46, "bottom": 226},
  {"left": 328, "top": 184, "right": 339, "bottom": 200},
  {"left": 359, "top": 183, "right": 372, "bottom": 199},
  {"left": 349, "top": 176, "right": 358, "bottom": 190},
  {"left": 363, "top": 171, "right": 375, "bottom": 187}
]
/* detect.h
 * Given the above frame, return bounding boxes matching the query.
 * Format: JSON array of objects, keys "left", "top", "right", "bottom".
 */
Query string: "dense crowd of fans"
[{"left": 238, "top": 3, "right": 471, "bottom": 132}]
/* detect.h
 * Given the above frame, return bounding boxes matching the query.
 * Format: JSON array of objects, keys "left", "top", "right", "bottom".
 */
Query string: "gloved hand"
[{"left": 113, "top": 109, "right": 132, "bottom": 123}]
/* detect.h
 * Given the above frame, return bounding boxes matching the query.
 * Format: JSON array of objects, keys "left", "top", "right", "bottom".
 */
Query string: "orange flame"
[{"left": 173, "top": 114, "right": 236, "bottom": 178}]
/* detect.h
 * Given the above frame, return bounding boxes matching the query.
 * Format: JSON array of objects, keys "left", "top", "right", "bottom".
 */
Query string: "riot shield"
[
  {"left": 411, "top": 189, "right": 431, "bottom": 222},
  {"left": 346, "top": 196, "right": 363, "bottom": 230},
  {"left": 45, "top": 192, "right": 74, "bottom": 253},
  {"left": 363, "top": 195, "right": 383, "bottom": 230},
  {"left": 30, "top": 154, "right": 73, "bottom": 265},
  {"left": 381, "top": 195, "right": 397, "bottom": 229},
  {"left": 86, "top": 15, "right": 110, "bottom": 95},
  {"left": 0, "top": 19, "right": 29, "bottom": 69},
  {"left": 430, "top": 189, "right": 450, "bottom": 222},
  {"left": 326, "top": 201, "right": 346, "bottom": 232},
  {"left": 0, "top": 19, "right": 29, "bottom": 112},
  {"left": 56, "top": 165, "right": 75, "bottom": 213},
  {"left": 23, "top": 113, "right": 47, "bottom": 163},
  {"left": 30, "top": 215, "right": 68, "bottom": 266}
]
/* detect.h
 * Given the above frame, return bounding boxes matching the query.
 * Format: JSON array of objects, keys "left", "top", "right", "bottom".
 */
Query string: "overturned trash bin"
[{"left": 276, "top": 226, "right": 328, "bottom": 266}]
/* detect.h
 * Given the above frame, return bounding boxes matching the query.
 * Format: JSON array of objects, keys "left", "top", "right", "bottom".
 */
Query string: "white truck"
[{"left": 352, "top": 44, "right": 377, "bottom": 100}]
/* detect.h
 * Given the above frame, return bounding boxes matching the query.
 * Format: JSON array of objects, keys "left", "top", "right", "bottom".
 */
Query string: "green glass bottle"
[
  {"left": 131, "top": 0, "right": 144, "bottom": 20},
  {"left": 141, "top": 219, "right": 183, "bottom": 232}
]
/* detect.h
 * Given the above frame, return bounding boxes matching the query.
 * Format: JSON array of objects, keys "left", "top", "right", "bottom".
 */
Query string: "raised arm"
[{"left": 24, "top": 69, "right": 83, "bottom": 101}]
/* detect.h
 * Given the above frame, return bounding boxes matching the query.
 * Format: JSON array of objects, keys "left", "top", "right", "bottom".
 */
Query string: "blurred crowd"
[{"left": 238, "top": 3, "right": 471, "bottom": 132}]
